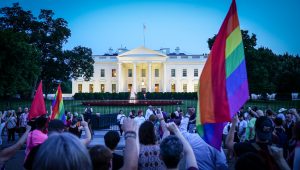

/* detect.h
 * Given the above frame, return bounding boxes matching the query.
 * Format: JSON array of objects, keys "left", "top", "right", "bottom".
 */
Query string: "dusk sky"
[{"left": 1, "top": 0, "right": 299, "bottom": 55}]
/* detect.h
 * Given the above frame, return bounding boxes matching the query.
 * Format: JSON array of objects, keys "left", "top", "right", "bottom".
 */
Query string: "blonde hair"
[{"left": 33, "top": 133, "right": 92, "bottom": 170}]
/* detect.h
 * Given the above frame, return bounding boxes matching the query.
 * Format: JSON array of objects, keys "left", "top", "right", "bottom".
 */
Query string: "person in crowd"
[
  {"left": 274, "top": 117, "right": 288, "bottom": 151},
  {"left": 0, "top": 111, "right": 5, "bottom": 145},
  {"left": 89, "top": 145, "right": 112, "bottom": 170},
  {"left": 138, "top": 121, "right": 166, "bottom": 169},
  {"left": 160, "top": 122, "right": 198, "bottom": 170},
  {"left": 186, "top": 107, "right": 196, "bottom": 133},
  {"left": 19, "top": 107, "right": 29, "bottom": 137},
  {"left": 145, "top": 105, "right": 154, "bottom": 120},
  {"left": 0, "top": 125, "right": 31, "bottom": 169},
  {"left": 266, "top": 109, "right": 276, "bottom": 122},
  {"left": 84, "top": 104, "right": 93, "bottom": 136},
  {"left": 235, "top": 152, "right": 268, "bottom": 170},
  {"left": 277, "top": 108, "right": 287, "bottom": 122},
  {"left": 238, "top": 113, "right": 248, "bottom": 142},
  {"left": 245, "top": 110, "right": 257, "bottom": 141},
  {"left": 6, "top": 110, "right": 17, "bottom": 142},
  {"left": 117, "top": 110, "right": 126, "bottom": 136},
  {"left": 120, "top": 118, "right": 139, "bottom": 170},
  {"left": 285, "top": 110, "right": 295, "bottom": 141},
  {"left": 226, "top": 115, "right": 290, "bottom": 170},
  {"left": 134, "top": 110, "right": 145, "bottom": 127},
  {"left": 104, "top": 130, "right": 124, "bottom": 170},
  {"left": 69, "top": 119, "right": 83, "bottom": 138},
  {"left": 293, "top": 121, "right": 300, "bottom": 170},
  {"left": 32, "top": 133, "right": 93, "bottom": 170},
  {"left": 178, "top": 112, "right": 228, "bottom": 170},
  {"left": 25, "top": 116, "right": 48, "bottom": 159},
  {"left": 16, "top": 107, "right": 23, "bottom": 135}
]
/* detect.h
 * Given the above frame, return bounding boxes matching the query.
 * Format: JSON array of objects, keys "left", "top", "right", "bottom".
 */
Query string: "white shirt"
[
  {"left": 134, "top": 116, "right": 146, "bottom": 127},
  {"left": 145, "top": 109, "right": 154, "bottom": 120},
  {"left": 238, "top": 120, "right": 247, "bottom": 135}
]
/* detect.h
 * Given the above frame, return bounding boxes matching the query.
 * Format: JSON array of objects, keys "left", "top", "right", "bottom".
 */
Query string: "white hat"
[{"left": 278, "top": 108, "right": 287, "bottom": 113}]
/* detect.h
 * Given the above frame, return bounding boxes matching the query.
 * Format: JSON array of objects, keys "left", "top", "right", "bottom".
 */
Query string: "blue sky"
[{"left": 1, "top": 0, "right": 299, "bottom": 55}]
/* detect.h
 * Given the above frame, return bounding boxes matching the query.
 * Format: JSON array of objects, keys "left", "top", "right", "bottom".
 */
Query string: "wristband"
[
  {"left": 159, "top": 118, "right": 164, "bottom": 121},
  {"left": 124, "top": 131, "right": 136, "bottom": 140}
]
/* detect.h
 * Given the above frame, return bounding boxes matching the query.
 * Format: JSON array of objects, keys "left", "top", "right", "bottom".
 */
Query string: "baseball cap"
[
  {"left": 255, "top": 116, "right": 274, "bottom": 142},
  {"left": 278, "top": 108, "right": 287, "bottom": 113}
]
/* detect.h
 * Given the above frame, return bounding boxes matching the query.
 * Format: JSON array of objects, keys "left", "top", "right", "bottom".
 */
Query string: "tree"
[
  {"left": 207, "top": 29, "right": 300, "bottom": 95},
  {"left": 0, "top": 30, "right": 40, "bottom": 98},
  {"left": 0, "top": 3, "right": 94, "bottom": 98}
]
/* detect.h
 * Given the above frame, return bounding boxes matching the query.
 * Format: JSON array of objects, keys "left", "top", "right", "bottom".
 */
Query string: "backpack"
[{"left": 251, "top": 143, "right": 281, "bottom": 170}]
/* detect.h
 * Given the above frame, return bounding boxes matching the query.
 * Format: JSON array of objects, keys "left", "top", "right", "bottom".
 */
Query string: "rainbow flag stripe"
[
  {"left": 51, "top": 84, "right": 65, "bottom": 122},
  {"left": 196, "top": 0, "right": 249, "bottom": 150}
]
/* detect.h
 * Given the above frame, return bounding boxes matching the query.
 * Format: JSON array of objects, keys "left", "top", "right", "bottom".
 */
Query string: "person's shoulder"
[{"left": 233, "top": 142, "right": 254, "bottom": 155}]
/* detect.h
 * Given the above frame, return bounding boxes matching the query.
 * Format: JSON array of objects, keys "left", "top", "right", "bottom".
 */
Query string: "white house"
[{"left": 72, "top": 46, "right": 207, "bottom": 94}]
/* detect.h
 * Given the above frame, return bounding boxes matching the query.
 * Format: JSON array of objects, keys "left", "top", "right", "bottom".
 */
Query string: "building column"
[
  {"left": 148, "top": 63, "right": 152, "bottom": 92},
  {"left": 163, "top": 63, "right": 167, "bottom": 92},
  {"left": 117, "top": 63, "right": 122, "bottom": 92},
  {"left": 133, "top": 63, "right": 137, "bottom": 92}
]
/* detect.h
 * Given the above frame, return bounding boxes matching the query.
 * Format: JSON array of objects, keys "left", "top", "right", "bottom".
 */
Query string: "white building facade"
[{"left": 72, "top": 46, "right": 207, "bottom": 94}]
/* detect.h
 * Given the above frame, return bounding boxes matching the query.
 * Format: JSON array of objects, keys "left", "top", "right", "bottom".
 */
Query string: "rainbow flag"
[
  {"left": 196, "top": 0, "right": 249, "bottom": 150},
  {"left": 50, "top": 84, "right": 65, "bottom": 122}
]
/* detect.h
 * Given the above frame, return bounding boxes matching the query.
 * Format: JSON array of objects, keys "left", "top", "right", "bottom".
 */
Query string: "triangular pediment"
[{"left": 118, "top": 46, "right": 167, "bottom": 57}]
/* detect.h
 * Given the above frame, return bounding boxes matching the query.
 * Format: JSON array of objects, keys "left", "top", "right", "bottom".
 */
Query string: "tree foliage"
[
  {"left": 0, "top": 3, "right": 94, "bottom": 98},
  {"left": 207, "top": 29, "right": 300, "bottom": 96},
  {"left": 0, "top": 30, "right": 40, "bottom": 98}
]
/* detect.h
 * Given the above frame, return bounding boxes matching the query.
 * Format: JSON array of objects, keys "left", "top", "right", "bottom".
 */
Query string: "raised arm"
[
  {"left": 0, "top": 125, "right": 31, "bottom": 162},
  {"left": 156, "top": 111, "right": 170, "bottom": 139},
  {"left": 167, "top": 122, "right": 198, "bottom": 169},
  {"left": 225, "top": 115, "right": 238, "bottom": 151},
  {"left": 80, "top": 120, "right": 91, "bottom": 145},
  {"left": 120, "top": 118, "right": 138, "bottom": 170}
]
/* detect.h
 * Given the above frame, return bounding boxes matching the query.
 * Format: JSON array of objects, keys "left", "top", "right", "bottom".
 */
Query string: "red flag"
[{"left": 29, "top": 81, "right": 46, "bottom": 120}]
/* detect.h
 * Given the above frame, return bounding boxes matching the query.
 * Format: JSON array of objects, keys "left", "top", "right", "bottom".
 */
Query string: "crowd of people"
[{"left": 0, "top": 105, "right": 299, "bottom": 170}]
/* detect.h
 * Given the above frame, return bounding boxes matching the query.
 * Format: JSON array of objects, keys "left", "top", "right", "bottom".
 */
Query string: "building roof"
[{"left": 118, "top": 46, "right": 167, "bottom": 57}]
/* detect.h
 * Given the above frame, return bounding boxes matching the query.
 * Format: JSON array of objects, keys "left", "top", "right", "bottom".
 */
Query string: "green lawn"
[{"left": 0, "top": 99, "right": 299, "bottom": 116}]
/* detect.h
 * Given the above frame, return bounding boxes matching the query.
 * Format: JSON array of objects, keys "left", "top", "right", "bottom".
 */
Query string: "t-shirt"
[
  {"left": 238, "top": 120, "right": 247, "bottom": 141},
  {"left": 134, "top": 116, "right": 145, "bottom": 127},
  {"left": 245, "top": 118, "right": 256, "bottom": 141}
]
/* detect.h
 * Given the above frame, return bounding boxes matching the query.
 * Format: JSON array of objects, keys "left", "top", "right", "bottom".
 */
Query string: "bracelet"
[{"left": 124, "top": 131, "right": 136, "bottom": 140}]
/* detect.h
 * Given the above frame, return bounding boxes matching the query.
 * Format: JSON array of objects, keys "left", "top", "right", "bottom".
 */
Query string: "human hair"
[
  {"left": 104, "top": 130, "right": 120, "bottom": 150},
  {"left": 89, "top": 145, "right": 112, "bottom": 170},
  {"left": 139, "top": 121, "right": 156, "bottom": 145},
  {"left": 149, "top": 114, "right": 157, "bottom": 122},
  {"left": 159, "top": 135, "right": 183, "bottom": 169},
  {"left": 274, "top": 117, "right": 283, "bottom": 126},
  {"left": 33, "top": 133, "right": 92, "bottom": 170},
  {"left": 35, "top": 116, "right": 48, "bottom": 129},
  {"left": 48, "top": 119, "right": 65, "bottom": 133},
  {"left": 235, "top": 152, "right": 267, "bottom": 170}
]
